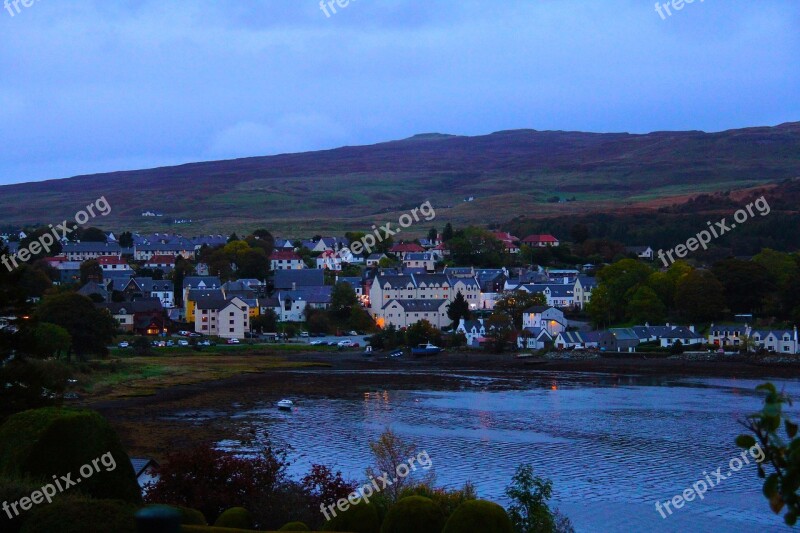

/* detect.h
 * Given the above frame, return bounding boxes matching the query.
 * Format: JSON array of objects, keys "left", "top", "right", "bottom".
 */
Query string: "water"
[{"left": 181, "top": 370, "right": 799, "bottom": 532}]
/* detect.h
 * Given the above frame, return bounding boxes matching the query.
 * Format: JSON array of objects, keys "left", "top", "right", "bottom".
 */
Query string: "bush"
[
  {"left": 398, "top": 482, "right": 476, "bottom": 522},
  {"left": 279, "top": 521, "right": 311, "bottom": 530},
  {"left": 322, "top": 501, "right": 381, "bottom": 533},
  {"left": 0, "top": 407, "right": 141, "bottom": 503},
  {"left": 380, "top": 496, "right": 445, "bottom": 533},
  {"left": 0, "top": 477, "right": 45, "bottom": 533},
  {"left": 213, "top": 507, "right": 253, "bottom": 529},
  {"left": 20, "top": 498, "right": 137, "bottom": 533},
  {"left": 442, "top": 500, "right": 513, "bottom": 533},
  {"left": 160, "top": 505, "right": 207, "bottom": 525}
]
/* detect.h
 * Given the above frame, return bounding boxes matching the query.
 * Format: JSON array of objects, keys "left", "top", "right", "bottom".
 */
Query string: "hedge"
[
  {"left": 442, "top": 500, "right": 513, "bottom": 533},
  {"left": 380, "top": 496, "right": 444, "bottom": 533},
  {"left": 19, "top": 498, "right": 137, "bottom": 533},
  {"left": 321, "top": 500, "right": 381, "bottom": 533},
  {"left": 213, "top": 507, "right": 253, "bottom": 529},
  {"left": 0, "top": 407, "right": 141, "bottom": 503},
  {"left": 278, "top": 521, "right": 310, "bottom": 530}
]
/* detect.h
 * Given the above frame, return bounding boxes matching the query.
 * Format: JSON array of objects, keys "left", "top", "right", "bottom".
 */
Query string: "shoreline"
[{"left": 87, "top": 351, "right": 800, "bottom": 460}]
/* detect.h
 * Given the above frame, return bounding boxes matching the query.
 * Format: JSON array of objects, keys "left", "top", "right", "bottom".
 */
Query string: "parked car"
[
  {"left": 338, "top": 340, "right": 353, "bottom": 347},
  {"left": 178, "top": 340, "right": 189, "bottom": 346},
  {"left": 309, "top": 340, "right": 324, "bottom": 346},
  {"left": 189, "top": 332, "right": 201, "bottom": 337},
  {"left": 327, "top": 341, "right": 338, "bottom": 346},
  {"left": 348, "top": 331, "right": 358, "bottom": 336},
  {"left": 118, "top": 341, "right": 129, "bottom": 348},
  {"left": 300, "top": 331, "right": 309, "bottom": 337},
  {"left": 166, "top": 340, "right": 175, "bottom": 347},
  {"left": 227, "top": 338, "right": 240, "bottom": 344},
  {"left": 198, "top": 340, "right": 212, "bottom": 346}
]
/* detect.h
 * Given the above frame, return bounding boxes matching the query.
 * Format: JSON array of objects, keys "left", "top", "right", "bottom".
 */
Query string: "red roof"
[
  {"left": 270, "top": 250, "right": 301, "bottom": 261},
  {"left": 389, "top": 243, "right": 425, "bottom": 253},
  {"left": 97, "top": 256, "right": 128, "bottom": 265},
  {"left": 147, "top": 255, "right": 176, "bottom": 264},
  {"left": 492, "top": 232, "right": 518, "bottom": 244},
  {"left": 522, "top": 234, "right": 559, "bottom": 244}
]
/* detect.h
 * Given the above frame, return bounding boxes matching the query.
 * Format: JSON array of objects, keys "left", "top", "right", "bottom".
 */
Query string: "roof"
[
  {"left": 62, "top": 242, "right": 122, "bottom": 253},
  {"left": 146, "top": 255, "right": 177, "bottom": 264},
  {"left": 97, "top": 256, "right": 128, "bottom": 265},
  {"left": 183, "top": 276, "right": 222, "bottom": 290},
  {"left": 576, "top": 276, "right": 597, "bottom": 288},
  {"left": 274, "top": 269, "right": 325, "bottom": 289},
  {"left": 187, "top": 288, "right": 224, "bottom": 301},
  {"left": 280, "top": 286, "right": 333, "bottom": 304},
  {"left": 376, "top": 275, "right": 415, "bottom": 290},
  {"left": 522, "top": 234, "right": 559, "bottom": 243},
  {"left": 101, "top": 299, "right": 163, "bottom": 314},
  {"left": 523, "top": 305, "right": 552, "bottom": 314},
  {"left": 606, "top": 328, "right": 640, "bottom": 342},
  {"left": 270, "top": 250, "right": 301, "bottom": 260},
  {"left": 130, "top": 458, "right": 159, "bottom": 478},
  {"left": 195, "top": 296, "right": 246, "bottom": 311},
  {"left": 404, "top": 252, "right": 435, "bottom": 261},
  {"left": 389, "top": 243, "right": 425, "bottom": 253},
  {"left": 384, "top": 299, "right": 448, "bottom": 312}
]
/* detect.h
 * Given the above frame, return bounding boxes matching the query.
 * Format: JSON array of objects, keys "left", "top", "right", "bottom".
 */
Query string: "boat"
[
  {"left": 411, "top": 342, "right": 442, "bottom": 356},
  {"left": 276, "top": 399, "right": 294, "bottom": 410}
]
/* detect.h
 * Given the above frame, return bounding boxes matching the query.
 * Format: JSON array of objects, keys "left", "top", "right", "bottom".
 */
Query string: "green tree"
[
  {"left": 625, "top": 286, "right": 666, "bottom": 324},
  {"left": 35, "top": 293, "right": 117, "bottom": 359},
  {"left": 427, "top": 227, "right": 438, "bottom": 241},
  {"left": 22, "top": 323, "right": 71, "bottom": 359},
  {"left": 505, "top": 464, "right": 574, "bottom": 533},
  {"left": 405, "top": 320, "right": 441, "bottom": 347},
  {"left": 712, "top": 258, "right": 775, "bottom": 314},
  {"left": 570, "top": 223, "right": 589, "bottom": 244},
  {"left": 674, "top": 270, "right": 725, "bottom": 323},
  {"left": 330, "top": 282, "right": 359, "bottom": 320},
  {"left": 592, "top": 259, "right": 654, "bottom": 323},
  {"left": 252, "top": 310, "right": 278, "bottom": 333},
  {"left": 447, "top": 291, "right": 471, "bottom": 326},
  {"left": 79, "top": 227, "right": 108, "bottom": 242},
  {"left": 738, "top": 383, "right": 800, "bottom": 526},
  {"left": 118, "top": 231, "right": 134, "bottom": 248},
  {"left": 485, "top": 312, "right": 514, "bottom": 353},
  {"left": 80, "top": 259, "right": 103, "bottom": 285},
  {"left": 442, "top": 223, "right": 454, "bottom": 242},
  {"left": 448, "top": 227, "right": 505, "bottom": 268}
]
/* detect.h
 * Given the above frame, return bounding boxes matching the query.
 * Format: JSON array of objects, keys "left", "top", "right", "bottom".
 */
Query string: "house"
[
  {"left": 123, "top": 278, "right": 175, "bottom": 308},
  {"left": 274, "top": 238, "right": 295, "bottom": 251},
  {"left": 366, "top": 253, "right": 388, "bottom": 267},
  {"left": 522, "top": 306, "right": 566, "bottom": 336},
  {"left": 195, "top": 296, "right": 250, "bottom": 339},
  {"left": 185, "top": 288, "right": 224, "bottom": 323},
  {"left": 276, "top": 287, "right": 333, "bottom": 322},
  {"left": 403, "top": 253, "right": 436, "bottom": 272},
  {"left": 270, "top": 250, "right": 304, "bottom": 270},
  {"left": 317, "top": 250, "right": 344, "bottom": 271},
  {"left": 456, "top": 318, "right": 486, "bottom": 347},
  {"left": 388, "top": 242, "right": 425, "bottom": 259},
  {"left": 554, "top": 331, "right": 602, "bottom": 350},
  {"left": 626, "top": 246, "right": 654, "bottom": 260},
  {"left": 60, "top": 242, "right": 123, "bottom": 262},
  {"left": 492, "top": 232, "right": 520, "bottom": 254},
  {"left": 707, "top": 324, "right": 749, "bottom": 349},
  {"left": 573, "top": 276, "right": 597, "bottom": 310},
  {"left": 134, "top": 243, "right": 195, "bottom": 261},
  {"left": 78, "top": 281, "right": 109, "bottom": 302},
  {"left": 518, "top": 284, "right": 574, "bottom": 308},
  {"left": 144, "top": 255, "right": 176, "bottom": 272},
  {"left": 517, "top": 328, "right": 553, "bottom": 350},
  {"left": 521, "top": 234, "right": 560, "bottom": 247},
  {"left": 336, "top": 276, "right": 363, "bottom": 297},
  {"left": 658, "top": 326, "right": 705, "bottom": 348},
  {"left": 100, "top": 299, "right": 165, "bottom": 334},
  {"left": 599, "top": 328, "right": 639, "bottom": 352},
  {"left": 377, "top": 299, "right": 450, "bottom": 329},
  {"left": 97, "top": 256, "right": 132, "bottom": 272},
  {"left": 750, "top": 328, "right": 799, "bottom": 354},
  {"left": 273, "top": 269, "right": 325, "bottom": 290},
  {"left": 222, "top": 280, "right": 257, "bottom": 300}
]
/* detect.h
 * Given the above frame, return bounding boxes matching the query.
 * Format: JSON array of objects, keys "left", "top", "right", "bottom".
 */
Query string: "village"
[{"left": 1, "top": 226, "right": 796, "bottom": 357}]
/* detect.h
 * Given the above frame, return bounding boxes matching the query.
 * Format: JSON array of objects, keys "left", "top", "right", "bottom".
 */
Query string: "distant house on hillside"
[
  {"left": 521, "top": 234, "right": 560, "bottom": 247},
  {"left": 626, "top": 246, "right": 654, "bottom": 260}
]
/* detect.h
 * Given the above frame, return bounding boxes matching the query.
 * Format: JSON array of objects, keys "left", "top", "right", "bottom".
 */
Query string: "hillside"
[{"left": 1, "top": 122, "right": 799, "bottom": 235}]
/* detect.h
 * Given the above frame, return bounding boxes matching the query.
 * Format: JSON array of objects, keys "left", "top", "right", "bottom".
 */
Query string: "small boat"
[
  {"left": 276, "top": 399, "right": 294, "bottom": 410},
  {"left": 411, "top": 342, "right": 442, "bottom": 356}
]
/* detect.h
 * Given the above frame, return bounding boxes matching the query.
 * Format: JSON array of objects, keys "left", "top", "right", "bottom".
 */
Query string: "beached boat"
[
  {"left": 277, "top": 399, "right": 294, "bottom": 410},
  {"left": 411, "top": 343, "right": 442, "bottom": 356}
]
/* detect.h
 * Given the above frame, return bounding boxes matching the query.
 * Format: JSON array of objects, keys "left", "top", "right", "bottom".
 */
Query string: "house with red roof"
[
  {"left": 389, "top": 242, "right": 425, "bottom": 259},
  {"left": 270, "top": 250, "right": 304, "bottom": 270},
  {"left": 521, "top": 234, "right": 560, "bottom": 247},
  {"left": 97, "top": 256, "right": 133, "bottom": 272}
]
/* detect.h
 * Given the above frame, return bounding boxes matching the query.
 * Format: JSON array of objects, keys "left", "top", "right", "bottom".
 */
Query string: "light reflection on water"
[{"left": 181, "top": 371, "right": 799, "bottom": 532}]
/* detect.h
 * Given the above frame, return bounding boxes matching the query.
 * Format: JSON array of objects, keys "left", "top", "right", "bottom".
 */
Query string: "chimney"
[
  {"left": 689, "top": 325, "right": 695, "bottom": 333},
  {"left": 292, "top": 282, "right": 296, "bottom": 291}
]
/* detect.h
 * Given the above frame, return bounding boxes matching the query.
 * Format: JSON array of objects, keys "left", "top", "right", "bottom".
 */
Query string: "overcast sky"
[{"left": 0, "top": 0, "right": 797, "bottom": 185}]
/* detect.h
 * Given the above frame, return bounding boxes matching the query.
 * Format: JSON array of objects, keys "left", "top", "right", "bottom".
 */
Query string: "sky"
[{"left": 0, "top": 0, "right": 798, "bottom": 185}]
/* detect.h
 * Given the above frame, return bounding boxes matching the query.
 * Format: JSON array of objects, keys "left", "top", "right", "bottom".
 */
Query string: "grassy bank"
[{"left": 74, "top": 349, "right": 331, "bottom": 402}]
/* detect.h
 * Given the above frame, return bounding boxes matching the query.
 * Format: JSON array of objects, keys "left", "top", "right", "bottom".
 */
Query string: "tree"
[
  {"left": 300, "top": 464, "right": 358, "bottom": 523},
  {"left": 591, "top": 259, "right": 655, "bottom": 323},
  {"left": 11, "top": 265, "right": 53, "bottom": 298},
  {"left": 738, "top": 383, "right": 800, "bottom": 526},
  {"left": 21, "top": 323, "right": 71, "bottom": 359},
  {"left": 145, "top": 442, "right": 289, "bottom": 526},
  {"left": 505, "top": 464, "right": 574, "bottom": 533},
  {"left": 485, "top": 312, "right": 514, "bottom": 353},
  {"left": 79, "top": 227, "right": 108, "bottom": 242},
  {"left": 570, "top": 223, "right": 589, "bottom": 244},
  {"left": 446, "top": 291, "right": 471, "bottom": 326},
  {"left": 171, "top": 256, "right": 194, "bottom": 307},
  {"left": 442, "top": 223, "right": 454, "bottom": 242},
  {"left": 405, "top": 319, "right": 441, "bottom": 347},
  {"left": 251, "top": 310, "right": 278, "bottom": 333},
  {"left": 366, "top": 429, "right": 430, "bottom": 502},
  {"left": 494, "top": 291, "right": 546, "bottom": 330},
  {"left": 625, "top": 286, "right": 666, "bottom": 324},
  {"left": 674, "top": 270, "right": 725, "bottom": 323},
  {"left": 427, "top": 227, "right": 438, "bottom": 241},
  {"left": 712, "top": 258, "right": 775, "bottom": 314},
  {"left": 448, "top": 227, "right": 505, "bottom": 268},
  {"left": 118, "top": 231, "right": 133, "bottom": 248},
  {"left": 35, "top": 293, "right": 117, "bottom": 359},
  {"left": 228, "top": 232, "right": 240, "bottom": 242},
  {"left": 330, "top": 282, "right": 358, "bottom": 320},
  {"left": 80, "top": 259, "right": 103, "bottom": 285}
]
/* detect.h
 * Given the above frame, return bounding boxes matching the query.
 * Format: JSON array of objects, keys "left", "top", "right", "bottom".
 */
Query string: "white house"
[
  {"left": 522, "top": 306, "right": 567, "bottom": 336},
  {"left": 456, "top": 318, "right": 486, "bottom": 347},
  {"left": 195, "top": 296, "right": 250, "bottom": 339},
  {"left": 270, "top": 251, "right": 304, "bottom": 270}
]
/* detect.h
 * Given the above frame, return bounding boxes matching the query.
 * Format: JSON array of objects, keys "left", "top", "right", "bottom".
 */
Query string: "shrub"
[
  {"left": 0, "top": 477, "right": 45, "bottom": 533},
  {"left": 380, "top": 496, "right": 444, "bottom": 533},
  {"left": 442, "top": 500, "right": 513, "bottom": 533},
  {"left": 214, "top": 507, "right": 253, "bottom": 529},
  {"left": 20, "top": 498, "right": 137, "bottom": 533},
  {"left": 279, "top": 521, "right": 311, "bottom": 530},
  {"left": 322, "top": 501, "right": 381, "bottom": 533},
  {"left": 398, "top": 482, "right": 476, "bottom": 522},
  {"left": 0, "top": 407, "right": 141, "bottom": 503},
  {"left": 156, "top": 505, "right": 206, "bottom": 525}
]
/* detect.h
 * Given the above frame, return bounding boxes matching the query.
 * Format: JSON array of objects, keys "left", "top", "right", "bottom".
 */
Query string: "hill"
[{"left": 1, "top": 122, "right": 799, "bottom": 235}]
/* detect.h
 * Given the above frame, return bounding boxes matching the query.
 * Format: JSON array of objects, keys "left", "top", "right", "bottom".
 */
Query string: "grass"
[{"left": 74, "top": 349, "right": 330, "bottom": 402}]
